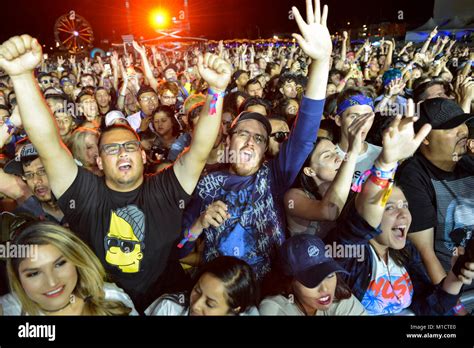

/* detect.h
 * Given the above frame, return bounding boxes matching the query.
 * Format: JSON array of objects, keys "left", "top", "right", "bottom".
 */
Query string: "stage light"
[{"left": 150, "top": 9, "right": 169, "bottom": 29}]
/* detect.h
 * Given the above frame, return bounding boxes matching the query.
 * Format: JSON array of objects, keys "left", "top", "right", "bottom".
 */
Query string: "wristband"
[
  {"left": 177, "top": 228, "right": 200, "bottom": 249},
  {"left": 351, "top": 163, "right": 398, "bottom": 193},
  {"left": 372, "top": 162, "right": 398, "bottom": 179},
  {"left": 369, "top": 175, "right": 391, "bottom": 189},
  {"left": 208, "top": 88, "right": 225, "bottom": 116}
]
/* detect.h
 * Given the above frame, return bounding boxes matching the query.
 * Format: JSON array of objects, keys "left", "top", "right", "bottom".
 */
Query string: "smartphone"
[
  {"left": 372, "top": 41, "right": 381, "bottom": 47},
  {"left": 452, "top": 237, "right": 474, "bottom": 277}
]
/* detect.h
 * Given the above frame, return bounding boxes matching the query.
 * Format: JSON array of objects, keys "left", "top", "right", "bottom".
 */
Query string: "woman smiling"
[{"left": 0, "top": 222, "right": 137, "bottom": 315}]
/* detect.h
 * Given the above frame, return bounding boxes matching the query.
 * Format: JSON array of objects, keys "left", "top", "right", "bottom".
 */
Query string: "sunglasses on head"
[{"left": 270, "top": 131, "right": 289, "bottom": 143}]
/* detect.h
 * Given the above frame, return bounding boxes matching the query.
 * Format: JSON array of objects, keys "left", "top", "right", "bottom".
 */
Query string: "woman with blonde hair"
[
  {"left": 67, "top": 127, "right": 102, "bottom": 176},
  {"left": 0, "top": 221, "right": 137, "bottom": 315}
]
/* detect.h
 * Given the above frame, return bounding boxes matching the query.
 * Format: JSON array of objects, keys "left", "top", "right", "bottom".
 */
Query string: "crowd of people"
[{"left": 0, "top": 0, "right": 473, "bottom": 316}]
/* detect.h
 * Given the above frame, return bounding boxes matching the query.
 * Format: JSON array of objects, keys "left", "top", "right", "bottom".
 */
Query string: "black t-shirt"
[
  {"left": 396, "top": 153, "right": 474, "bottom": 280},
  {"left": 58, "top": 166, "right": 190, "bottom": 310}
]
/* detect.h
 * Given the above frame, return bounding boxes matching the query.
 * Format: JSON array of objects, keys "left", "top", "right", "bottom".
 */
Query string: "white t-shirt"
[
  {"left": 259, "top": 294, "right": 367, "bottom": 316},
  {"left": 360, "top": 246, "right": 413, "bottom": 315},
  {"left": 0, "top": 282, "right": 138, "bottom": 316},
  {"left": 126, "top": 111, "right": 142, "bottom": 132},
  {"left": 145, "top": 294, "right": 260, "bottom": 316},
  {"left": 336, "top": 142, "right": 382, "bottom": 184}
]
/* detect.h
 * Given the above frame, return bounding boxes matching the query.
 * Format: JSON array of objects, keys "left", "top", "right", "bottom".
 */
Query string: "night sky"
[{"left": 0, "top": 0, "right": 434, "bottom": 48}]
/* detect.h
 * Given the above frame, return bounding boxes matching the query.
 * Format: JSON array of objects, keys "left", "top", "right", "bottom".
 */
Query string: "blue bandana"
[{"left": 336, "top": 94, "right": 374, "bottom": 115}]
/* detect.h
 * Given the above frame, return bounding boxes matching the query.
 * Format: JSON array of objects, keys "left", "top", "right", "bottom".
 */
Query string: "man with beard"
[
  {"left": 0, "top": 34, "right": 231, "bottom": 313},
  {"left": 2, "top": 142, "right": 64, "bottom": 223},
  {"left": 396, "top": 98, "right": 474, "bottom": 300},
  {"left": 178, "top": 0, "right": 331, "bottom": 284}
]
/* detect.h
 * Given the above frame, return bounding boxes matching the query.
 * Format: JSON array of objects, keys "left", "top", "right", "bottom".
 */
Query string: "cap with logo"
[
  {"left": 279, "top": 234, "right": 348, "bottom": 288},
  {"left": 4, "top": 143, "right": 39, "bottom": 176}
]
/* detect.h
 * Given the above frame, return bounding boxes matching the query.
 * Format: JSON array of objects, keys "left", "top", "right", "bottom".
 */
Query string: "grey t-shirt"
[{"left": 259, "top": 294, "right": 367, "bottom": 316}]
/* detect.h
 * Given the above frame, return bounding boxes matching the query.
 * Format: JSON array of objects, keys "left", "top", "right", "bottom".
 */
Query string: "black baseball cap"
[
  {"left": 4, "top": 143, "right": 39, "bottom": 175},
  {"left": 229, "top": 111, "right": 272, "bottom": 138},
  {"left": 279, "top": 234, "right": 348, "bottom": 289},
  {"left": 415, "top": 98, "right": 474, "bottom": 133}
]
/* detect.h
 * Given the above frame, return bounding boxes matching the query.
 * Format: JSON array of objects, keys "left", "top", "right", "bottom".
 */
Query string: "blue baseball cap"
[{"left": 279, "top": 234, "right": 348, "bottom": 288}]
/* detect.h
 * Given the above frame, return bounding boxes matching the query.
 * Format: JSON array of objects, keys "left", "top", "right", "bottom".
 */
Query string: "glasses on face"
[
  {"left": 232, "top": 129, "right": 267, "bottom": 145},
  {"left": 139, "top": 96, "right": 158, "bottom": 103},
  {"left": 100, "top": 140, "right": 141, "bottom": 155},
  {"left": 270, "top": 131, "right": 289, "bottom": 143},
  {"left": 104, "top": 236, "right": 141, "bottom": 253},
  {"left": 23, "top": 168, "right": 47, "bottom": 181},
  {"left": 41, "top": 79, "right": 53, "bottom": 84}
]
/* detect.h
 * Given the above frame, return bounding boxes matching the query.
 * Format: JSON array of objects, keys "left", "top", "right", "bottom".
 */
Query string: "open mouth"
[
  {"left": 43, "top": 285, "right": 65, "bottom": 298},
  {"left": 35, "top": 187, "right": 49, "bottom": 196},
  {"left": 391, "top": 225, "right": 407, "bottom": 240},
  {"left": 316, "top": 294, "right": 332, "bottom": 306},
  {"left": 239, "top": 149, "right": 254, "bottom": 163},
  {"left": 118, "top": 161, "right": 132, "bottom": 172}
]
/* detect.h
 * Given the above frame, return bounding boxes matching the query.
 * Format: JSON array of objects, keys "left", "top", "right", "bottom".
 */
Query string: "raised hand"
[
  {"left": 57, "top": 56, "right": 65, "bottom": 67},
  {"left": 343, "top": 31, "right": 348, "bottom": 40},
  {"left": 386, "top": 78, "right": 406, "bottom": 97},
  {"left": 429, "top": 26, "right": 438, "bottom": 39},
  {"left": 111, "top": 51, "right": 119, "bottom": 66},
  {"left": 68, "top": 55, "right": 76, "bottom": 66},
  {"left": 132, "top": 41, "right": 146, "bottom": 56},
  {"left": 249, "top": 45, "right": 255, "bottom": 56},
  {"left": 197, "top": 53, "right": 232, "bottom": 92},
  {"left": 0, "top": 35, "right": 42, "bottom": 77},
  {"left": 379, "top": 99, "right": 432, "bottom": 166},
  {"left": 347, "top": 113, "right": 374, "bottom": 155},
  {"left": 291, "top": 0, "right": 332, "bottom": 61}
]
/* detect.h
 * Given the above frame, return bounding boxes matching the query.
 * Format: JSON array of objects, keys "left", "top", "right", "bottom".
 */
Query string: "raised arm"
[
  {"left": 173, "top": 53, "right": 231, "bottom": 194},
  {"left": 420, "top": 26, "right": 437, "bottom": 55},
  {"left": 292, "top": 0, "right": 332, "bottom": 100},
  {"left": 356, "top": 100, "right": 432, "bottom": 228},
  {"left": 132, "top": 41, "right": 159, "bottom": 92},
  {"left": 285, "top": 113, "right": 372, "bottom": 222},
  {"left": 0, "top": 35, "right": 77, "bottom": 199}
]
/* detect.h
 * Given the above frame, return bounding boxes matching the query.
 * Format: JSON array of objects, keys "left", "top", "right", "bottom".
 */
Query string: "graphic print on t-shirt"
[
  {"left": 444, "top": 198, "right": 474, "bottom": 251},
  {"left": 432, "top": 178, "right": 474, "bottom": 272},
  {"left": 104, "top": 205, "right": 145, "bottom": 273},
  {"left": 361, "top": 247, "right": 413, "bottom": 315}
]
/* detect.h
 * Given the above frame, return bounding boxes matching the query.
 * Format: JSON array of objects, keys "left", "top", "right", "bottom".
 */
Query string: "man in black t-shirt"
[
  {"left": 0, "top": 35, "right": 232, "bottom": 311},
  {"left": 397, "top": 98, "right": 474, "bottom": 294}
]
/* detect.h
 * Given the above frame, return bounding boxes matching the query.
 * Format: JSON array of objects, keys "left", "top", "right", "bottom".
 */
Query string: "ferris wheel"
[{"left": 54, "top": 10, "right": 94, "bottom": 54}]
